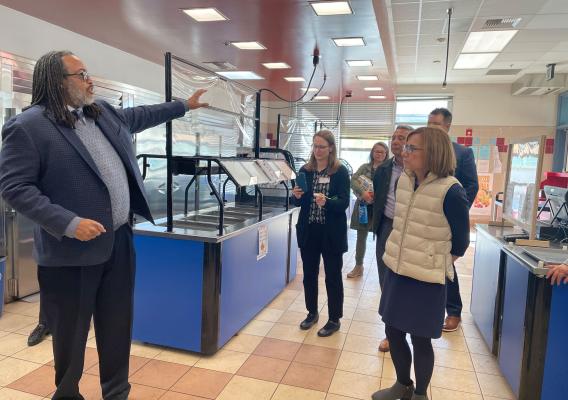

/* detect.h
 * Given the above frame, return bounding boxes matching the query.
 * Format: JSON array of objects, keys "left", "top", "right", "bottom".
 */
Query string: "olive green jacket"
[{"left": 350, "top": 162, "right": 377, "bottom": 231}]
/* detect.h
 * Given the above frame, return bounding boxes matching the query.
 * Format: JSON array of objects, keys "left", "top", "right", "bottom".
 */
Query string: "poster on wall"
[
  {"left": 471, "top": 173, "right": 493, "bottom": 215},
  {"left": 258, "top": 225, "right": 268, "bottom": 260}
]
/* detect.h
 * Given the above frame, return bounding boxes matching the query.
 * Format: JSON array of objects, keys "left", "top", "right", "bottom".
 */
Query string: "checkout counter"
[{"left": 471, "top": 224, "right": 568, "bottom": 400}]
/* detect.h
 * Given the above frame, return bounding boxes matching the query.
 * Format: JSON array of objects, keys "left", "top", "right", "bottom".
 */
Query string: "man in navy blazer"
[
  {"left": 428, "top": 108, "right": 479, "bottom": 332},
  {"left": 0, "top": 51, "right": 208, "bottom": 400}
]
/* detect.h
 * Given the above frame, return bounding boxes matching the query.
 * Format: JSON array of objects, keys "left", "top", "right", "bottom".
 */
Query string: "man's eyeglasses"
[
  {"left": 312, "top": 144, "right": 330, "bottom": 151},
  {"left": 403, "top": 144, "right": 423, "bottom": 153},
  {"left": 65, "top": 70, "right": 90, "bottom": 82}
]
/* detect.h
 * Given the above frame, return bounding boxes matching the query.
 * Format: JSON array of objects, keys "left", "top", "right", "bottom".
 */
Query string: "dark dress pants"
[
  {"left": 375, "top": 216, "right": 393, "bottom": 289},
  {"left": 445, "top": 264, "right": 463, "bottom": 317},
  {"left": 38, "top": 224, "right": 135, "bottom": 400},
  {"left": 300, "top": 223, "right": 344, "bottom": 320}
]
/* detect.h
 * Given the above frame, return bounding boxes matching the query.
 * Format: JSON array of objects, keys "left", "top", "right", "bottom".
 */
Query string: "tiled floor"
[{"left": 0, "top": 231, "right": 516, "bottom": 400}]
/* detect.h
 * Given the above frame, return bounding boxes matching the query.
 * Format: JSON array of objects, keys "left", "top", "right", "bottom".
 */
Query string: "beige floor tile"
[
  {"left": 325, "top": 394, "right": 361, "bottom": 400},
  {"left": 7, "top": 365, "right": 55, "bottom": 397},
  {"left": 240, "top": 320, "right": 275, "bottom": 337},
  {"left": 432, "top": 333, "right": 468, "bottom": 352},
  {"left": 336, "top": 351, "right": 383, "bottom": 377},
  {"left": 269, "top": 296, "right": 297, "bottom": 310},
  {"left": 85, "top": 337, "right": 97, "bottom": 349},
  {"left": 343, "top": 334, "right": 382, "bottom": 356},
  {"left": 170, "top": 367, "right": 232, "bottom": 398},
  {"left": 236, "top": 354, "right": 290, "bottom": 383},
  {"left": 154, "top": 348, "right": 200, "bottom": 366},
  {"left": 253, "top": 338, "right": 301, "bottom": 361},
  {"left": 0, "top": 330, "right": 11, "bottom": 338},
  {"left": 223, "top": 333, "right": 263, "bottom": 354},
  {"left": 343, "top": 288, "right": 362, "bottom": 298},
  {"left": 266, "top": 323, "right": 309, "bottom": 343},
  {"left": 476, "top": 372, "right": 515, "bottom": 399},
  {"left": 356, "top": 297, "right": 380, "bottom": 311},
  {"left": 461, "top": 323, "right": 483, "bottom": 339},
  {"left": 433, "top": 347, "right": 474, "bottom": 371},
  {"left": 128, "top": 383, "right": 165, "bottom": 400},
  {"left": 470, "top": 353, "right": 502, "bottom": 376},
  {"left": 194, "top": 349, "right": 249, "bottom": 374},
  {"left": 352, "top": 309, "right": 381, "bottom": 324},
  {"left": 12, "top": 341, "right": 54, "bottom": 364},
  {"left": 0, "top": 333, "right": 29, "bottom": 357},
  {"left": 430, "top": 387, "right": 482, "bottom": 400},
  {"left": 254, "top": 307, "right": 285, "bottom": 323},
  {"left": 277, "top": 310, "right": 307, "bottom": 326},
  {"left": 217, "top": 375, "right": 277, "bottom": 400},
  {"left": 381, "top": 356, "right": 415, "bottom": 381},
  {"left": 287, "top": 301, "right": 315, "bottom": 313},
  {"left": 13, "top": 323, "right": 43, "bottom": 337},
  {"left": 348, "top": 321, "right": 385, "bottom": 339},
  {"left": 281, "top": 362, "right": 335, "bottom": 392},
  {"left": 328, "top": 370, "right": 381, "bottom": 399},
  {"left": 129, "top": 359, "right": 190, "bottom": 390},
  {"left": 0, "top": 387, "right": 44, "bottom": 400},
  {"left": 430, "top": 366, "right": 481, "bottom": 394},
  {"left": 129, "top": 342, "right": 163, "bottom": 359},
  {"left": 294, "top": 344, "right": 341, "bottom": 369},
  {"left": 3, "top": 302, "right": 39, "bottom": 317},
  {"left": 464, "top": 336, "right": 492, "bottom": 356},
  {"left": 272, "top": 384, "right": 326, "bottom": 400},
  {"left": 0, "top": 314, "right": 37, "bottom": 333},
  {"left": 0, "top": 357, "right": 42, "bottom": 386},
  {"left": 303, "top": 328, "right": 346, "bottom": 350}
]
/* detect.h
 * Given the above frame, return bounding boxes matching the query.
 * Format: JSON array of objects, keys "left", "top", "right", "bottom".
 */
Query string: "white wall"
[
  {"left": 0, "top": 5, "right": 163, "bottom": 93},
  {"left": 397, "top": 84, "right": 558, "bottom": 127}
]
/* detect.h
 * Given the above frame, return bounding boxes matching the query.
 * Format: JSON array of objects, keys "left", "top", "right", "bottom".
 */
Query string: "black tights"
[{"left": 385, "top": 325, "right": 434, "bottom": 395}]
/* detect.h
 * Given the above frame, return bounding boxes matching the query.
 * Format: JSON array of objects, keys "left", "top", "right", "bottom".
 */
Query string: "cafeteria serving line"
[{"left": 1, "top": 0, "right": 568, "bottom": 399}]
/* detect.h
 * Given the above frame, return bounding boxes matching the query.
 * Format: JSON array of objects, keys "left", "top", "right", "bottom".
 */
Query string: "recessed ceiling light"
[
  {"left": 314, "top": 96, "right": 330, "bottom": 100},
  {"left": 182, "top": 8, "right": 228, "bottom": 22},
  {"left": 357, "top": 75, "right": 378, "bottom": 81},
  {"left": 454, "top": 53, "right": 498, "bottom": 69},
  {"left": 262, "top": 62, "right": 291, "bottom": 69},
  {"left": 310, "top": 1, "right": 353, "bottom": 16},
  {"left": 284, "top": 77, "right": 305, "bottom": 82},
  {"left": 346, "top": 60, "right": 373, "bottom": 67},
  {"left": 364, "top": 87, "right": 383, "bottom": 91},
  {"left": 300, "top": 87, "right": 318, "bottom": 92},
  {"left": 333, "top": 37, "right": 365, "bottom": 47},
  {"left": 217, "top": 71, "right": 264, "bottom": 80},
  {"left": 462, "top": 30, "right": 518, "bottom": 53},
  {"left": 231, "top": 41, "right": 267, "bottom": 50},
  {"left": 369, "top": 95, "right": 386, "bottom": 99}
]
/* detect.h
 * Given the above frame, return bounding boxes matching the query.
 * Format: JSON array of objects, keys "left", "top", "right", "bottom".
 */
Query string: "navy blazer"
[
  {"left": 452, "top": 142, "right": 479, "bottom": 208},
  {"left": 292, "top": 164, "right": 350, "bottom": 253},
  {"left": 0, "top": 100, "right": 186, "bottom": 266}
]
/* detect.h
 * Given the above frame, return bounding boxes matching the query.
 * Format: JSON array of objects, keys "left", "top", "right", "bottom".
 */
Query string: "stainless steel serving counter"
[{"left": 134, "top": 203, "right": 297, "bottom": 243}]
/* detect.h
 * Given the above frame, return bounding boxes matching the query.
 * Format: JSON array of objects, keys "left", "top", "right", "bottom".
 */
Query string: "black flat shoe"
[
  {"left": 27, "top": 323, "right": 50, "bottom": 346},
  {"left": 317, "top": 320, "right": 340, "bottom": 337},
  {"left": 300, "top": 313, "right": 319, "bottom": 330}
]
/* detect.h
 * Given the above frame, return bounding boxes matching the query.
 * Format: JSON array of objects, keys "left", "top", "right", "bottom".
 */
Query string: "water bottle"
[{"left": 359, "top": 201, "right": 368, "bottom": 224}]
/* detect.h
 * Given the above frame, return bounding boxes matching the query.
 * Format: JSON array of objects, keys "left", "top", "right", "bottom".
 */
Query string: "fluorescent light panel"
[
  {"left": 231, "top": 41, "right": 266, "bottom": 50},
  {"left": 462, "top": 30, "right": 518, "bottom": 53},
  {"left": 314, "top": 96, "right": 330, "bottom": 100},
  {"left": 333, "top": 37, "right": 365, "bottom": 47},
  {"left": 369, "top": 95, "right": 386, "bottom": 99},
  {"left": 357, "top": 75, "right": 378, "bottom": 81},
  {"left": 262, "top": 62, "right": 291, "bottom": 69},
  {"left": 364, "top": 87, "right": 383, "bottom": 91},
  {"left": 310, "top": 1, "right": 352, "bottom": 16},
  {"left": 300, "top": 87, "right": 318, "bottom": 92},
  {"left": 217, "top": 71, "right": 264, "bottom": 80},
  {"left": 454, "top": 53, "right": 498, "bottom": 69},
  {"left": 182, "top": 8, "right": 228, "bottom": 22},
  {"left": 346, "top": 60, "right": 373, "bottom": 67},
  {"left": 284, "top": 77, "right": 305, "bottom": 82}
]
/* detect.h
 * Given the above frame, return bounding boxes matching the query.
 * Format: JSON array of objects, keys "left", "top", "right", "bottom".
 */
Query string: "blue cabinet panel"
[
  {"left": 499, "top": 255, "right": 530, "bottom": 399},
  {"left": 132, "top": 235, "right": 204, "bottom": 352}
]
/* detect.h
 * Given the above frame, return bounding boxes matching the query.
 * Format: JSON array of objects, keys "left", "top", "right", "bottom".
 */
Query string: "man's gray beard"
[{"left": 67, "top": 86, "right": 94, "bottom": 107}]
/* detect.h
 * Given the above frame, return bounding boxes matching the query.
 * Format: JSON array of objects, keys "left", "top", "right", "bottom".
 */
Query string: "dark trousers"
[
  {"left": 38, "top": 224, "right": 135, "bottom": 400},
  {"left": 38, "top": 294, "right": 47, "bottom": 326},
  {"left": 300, "top": 224, "right": 344, "bottom": 320},
  {"left": 375, "top": 216, "right": 393, "bottom": 289},
  {"left": 445, "top": 264, "right": 462, "bottom": 317}
]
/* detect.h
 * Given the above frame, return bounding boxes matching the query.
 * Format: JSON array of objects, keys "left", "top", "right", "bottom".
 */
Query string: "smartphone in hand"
[{"left": 296, "top": 171, "right": 308, "bottom": 193}]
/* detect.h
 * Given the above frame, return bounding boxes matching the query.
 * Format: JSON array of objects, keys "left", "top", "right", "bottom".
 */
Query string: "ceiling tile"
[
  {"left": 416, "top": 45, "right": 446, "bottom": 56},
  {"left": 398, "top": 55, "right": 417, "bottom": 64},
  {"left": 477, "top": 0, "right": 549, "bottom": 17},
  {"left": 491, "top": 61, "right": 533, "bottom": 69},
  {"left": 504, "top": 40, "right": 558, "bottom": 53},
  {"left": 421, "top": 0, "right": 482, "bottom": 20},
  {"left": 392, "top": 3, "right": 420, "bottom": 21},
  {"left": 396, "top": 46, "right": 417, "bottom": 57},
  {"left": 394, "top": 20, "right": 419, "bottom": 35},
  {"left": 495, "top": 51, "right": 547, "bottom": 62},
  {"left": 514, "top": 28, "right": 568, "bottom": 42},
  {"left": 395, "top": 35, "right": 419, "bottom": 47},
  {"left": 420, "top": 18, "right": 472, "bottom": 35},
  {"left": 538, "top": 0, "right": 568, "bottom": 14},
  {"left": 526, "top": 14, "right": 568, "bottom": 29}
]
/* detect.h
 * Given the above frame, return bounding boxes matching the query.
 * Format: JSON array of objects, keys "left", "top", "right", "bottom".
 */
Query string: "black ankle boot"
[
  {"left": 317, "top": 319, "right": 340, "bottom": 337},
  {"left": 300, "top": 313, "right": 319, "bottom": 330}
]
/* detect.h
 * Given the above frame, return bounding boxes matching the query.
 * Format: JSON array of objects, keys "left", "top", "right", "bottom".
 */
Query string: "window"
[
  {"left": 340, "top": 138, "right": 390, "bottom": 173},
  {"left": 395, "top": 96, "right": 453, "bottom": 128}
]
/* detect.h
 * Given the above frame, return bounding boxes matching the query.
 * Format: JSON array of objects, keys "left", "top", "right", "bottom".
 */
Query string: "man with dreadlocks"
[{"left": 0, "top": 51, "right": 208, "bottom": 400}]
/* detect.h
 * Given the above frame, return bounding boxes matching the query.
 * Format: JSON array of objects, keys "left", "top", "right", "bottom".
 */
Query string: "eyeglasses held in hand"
[
  {"left": 65, "top": 70, "right": 90, "bottom": 82},
  {"left": 403, "top": 144, "right": 423, "bottom": 153}
]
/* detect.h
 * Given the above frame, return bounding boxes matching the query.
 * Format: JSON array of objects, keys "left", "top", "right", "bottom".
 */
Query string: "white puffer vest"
[{"left": 382, "top": 171, "right": 460, "bottom": 284}]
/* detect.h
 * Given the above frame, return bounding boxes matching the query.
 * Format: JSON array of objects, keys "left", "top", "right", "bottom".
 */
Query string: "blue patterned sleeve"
[{"left": 443, "top": 183, "right": 470, "bottom": 257}]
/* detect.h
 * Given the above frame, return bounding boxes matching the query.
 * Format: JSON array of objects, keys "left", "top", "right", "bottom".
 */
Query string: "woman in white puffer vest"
[{"left": 372, "top": 127, "right": 470, "bottom": 400}]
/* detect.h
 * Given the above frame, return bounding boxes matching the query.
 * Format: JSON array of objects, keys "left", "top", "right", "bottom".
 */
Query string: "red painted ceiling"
[{"left": 0, "top": 0, "right": 394, "bottom": 102}]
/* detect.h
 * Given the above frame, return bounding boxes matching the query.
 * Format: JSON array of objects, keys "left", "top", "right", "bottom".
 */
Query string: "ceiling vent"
[
  {"left": 486, "top": 69, "right": 522, "bottom": 76},
  {"left": 482, "top": 17, "right": 522, "bottom": 30},
  {"left": 511, "top": 73, "right": 567, "bottom": 96},
  {"left": 202, "top": 61, "right": 237, "bottom": 71}
]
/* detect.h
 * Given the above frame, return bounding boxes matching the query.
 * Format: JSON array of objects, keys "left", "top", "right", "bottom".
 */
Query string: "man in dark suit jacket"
[
  {"left": 428, "top": 108, "right": 479, "bottom": 332},
  {"left": 0, "top": 51, "right": 208, "bottom": 400}
]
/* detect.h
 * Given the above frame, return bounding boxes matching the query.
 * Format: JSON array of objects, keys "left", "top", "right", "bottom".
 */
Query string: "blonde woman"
[
  {"left": 372, "top": 127, "right": 470, "bottom": 400},
  {"left": 347, "top": 142, "right": 389, "bottom": 278},
  {"left": 292, "top": 130, "right": 350, "bottom": 337}
]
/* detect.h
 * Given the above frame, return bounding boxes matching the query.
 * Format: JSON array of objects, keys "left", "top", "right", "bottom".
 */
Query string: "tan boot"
[{"left": 347, "top": 265, "right": 364, "bottom": 278}]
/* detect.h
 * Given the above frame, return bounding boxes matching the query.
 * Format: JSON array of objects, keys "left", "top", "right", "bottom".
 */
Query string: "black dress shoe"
[
  {"left": 300, "top": 313, "right": 319, "bottom": 330},
  {"left": 317, "top": 320, "right": 340, "bottom": 337},
  {"left": 28, "top": 323, "right": 50, "bottom": 346}
]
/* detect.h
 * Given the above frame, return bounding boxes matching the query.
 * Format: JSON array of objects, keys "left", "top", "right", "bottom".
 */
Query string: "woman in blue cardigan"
[{"left": 291, "top": 130, "right": 350, "bottom": 337}]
